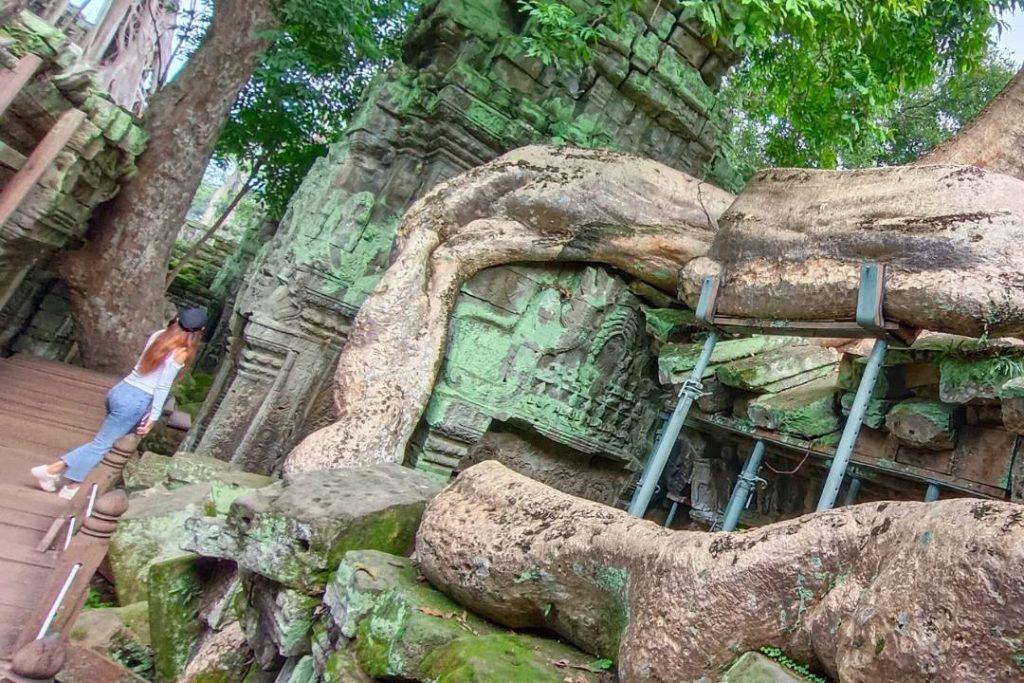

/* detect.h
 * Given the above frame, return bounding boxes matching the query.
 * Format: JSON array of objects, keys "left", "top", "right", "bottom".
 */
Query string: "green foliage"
[
  {"left": 689, "top": 0, "right": 1021, "bottom": 169},
  {"left": 83, "top": 587, "right": 115, "bottom": 610},
  {"left": 521, "top": 0, "right": 1020, "bottom": 173},
  {"left": 209, "top": 0, "right": 419, "bottom": 219},
  {"left": 718, "top": 45, "right": 1017, "bottom": 188},
  {"left": 109, "top": 630, "right": 156, "bottom": 680},
  {"left": 518, "top": 0, "right": 638, "bottom": 67},
  {"left": 172, "top": 372, "right": 214, "bottom": 418},
  {"left": 758, "top": 646, "right": 829, "bottom": 683},
  {"left": 549, "top": 116, "right": 614, "bottom": 148}
]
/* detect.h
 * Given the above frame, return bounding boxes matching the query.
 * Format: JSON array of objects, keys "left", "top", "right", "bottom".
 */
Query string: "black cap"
[{"left": 177, "top": 306, "right": 207, "bottom": 332}]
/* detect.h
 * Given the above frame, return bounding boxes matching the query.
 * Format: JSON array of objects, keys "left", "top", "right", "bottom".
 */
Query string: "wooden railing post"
[
  {"left": 36, "top": 435, "right": 139, "bottom": 553},
  {"left": 16, "top": 491, "right": 129, "bottom": 653},
  {"left": 0, "top": 107, "right": 86, "bottom": 229},
  {"left": 5, "top": 634, "right": 66, "bottom": 682},
  {"left": 96, "top": 433, "right": 141, "bottom": 478},
  {"left": 0, "top": 54, "right": 43, "bottom": 117}
]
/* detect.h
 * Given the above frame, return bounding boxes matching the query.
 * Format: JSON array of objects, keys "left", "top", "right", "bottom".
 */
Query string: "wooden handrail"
[
  {"left": 0, "top": 54, "right": 43, "bottom": 117},
  {"left": 16, "top": 490, "right": 130, "bottom": 653},
  {"left": 35, "top": 434, "right": 139, "bottom": 552}
]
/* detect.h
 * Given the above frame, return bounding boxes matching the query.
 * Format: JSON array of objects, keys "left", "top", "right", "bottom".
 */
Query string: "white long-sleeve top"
[{"left": 122, "top": 330, "right": 184, "bottom": 422}]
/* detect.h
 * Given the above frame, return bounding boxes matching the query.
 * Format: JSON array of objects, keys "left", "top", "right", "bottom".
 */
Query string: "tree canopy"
[
  {"left": 519, "top": 0, "right": 1022, "bottom": 171},
  {"left": 210, "top": 0, "right": 416, "bottom": 220}
]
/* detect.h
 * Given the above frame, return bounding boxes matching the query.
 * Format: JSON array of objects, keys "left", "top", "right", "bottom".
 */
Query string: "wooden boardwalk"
[{"left": 0, "top": 354, "right": 116, "bottom": 664}]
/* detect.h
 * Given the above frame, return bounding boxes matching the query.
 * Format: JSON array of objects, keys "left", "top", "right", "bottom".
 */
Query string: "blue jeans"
[{"left": 61, "top": 381, "right": 151, "bottom": 482}]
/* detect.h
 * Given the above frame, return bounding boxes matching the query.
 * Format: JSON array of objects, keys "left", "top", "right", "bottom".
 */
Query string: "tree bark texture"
[
  {"left": 283, "top": 146, "right": 734, "bottom": 473},
  {"left": 681, "top": 164, "right": 1024, "bottom": 337},
  {"left": 417, "top": 460, "right": 1024, "bottom": 682},
  {"left": 0, "top": 1, "right": 29, "bottom": 26},
  {"left": 61, "top": 0, "right": 276, "bottom": 372},
  {"left": 284, "top": 142, "right": 1024, "bottom": 473},
  {"left": 916, "top": 66, "right": 1024, "bottom": 182}
]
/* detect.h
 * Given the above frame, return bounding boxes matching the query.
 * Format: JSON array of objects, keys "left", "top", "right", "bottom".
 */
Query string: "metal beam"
[
  {"left": 720, "top": 440, "right": 765, "bottom": 531},
  {"left": 817, "top": 337, "right": 888, "bottom": 511},
  {"left": 843, "top": 477, "right": 862, "bottom": 506},
  {"left": 628, "top": 330, "right": 719, "bottom": 517}
]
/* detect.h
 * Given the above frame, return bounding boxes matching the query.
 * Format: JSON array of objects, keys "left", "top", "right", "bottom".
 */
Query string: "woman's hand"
[{"left": 136, "top": 416, "right": 153, "bottom": 435}]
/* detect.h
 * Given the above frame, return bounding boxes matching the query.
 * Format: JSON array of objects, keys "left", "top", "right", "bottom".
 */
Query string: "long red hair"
[{"left": 137, "top": 320, "right": 201, "bottom": 374}]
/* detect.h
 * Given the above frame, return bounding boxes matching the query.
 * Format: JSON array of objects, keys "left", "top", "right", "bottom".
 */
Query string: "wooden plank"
[
  {"left": 0, "top": 542, "right": 57, "bottom": 570},
  {"left": 0, "top": 359, "right": 116, "bottom": 391},
  {"left": 2, "top": 355, "right": 118, "bottom": 386},
  {"left": 0, "top": 108, "right": 87, "bottom": 229},
  {"left": 0, "top": 54, "right": 43, "bottom": 117}
]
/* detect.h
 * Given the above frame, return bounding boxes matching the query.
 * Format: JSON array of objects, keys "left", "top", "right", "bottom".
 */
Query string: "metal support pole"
[
  {"left": 720, "top": 440, "right": 766, "bottom": 532},
  {"left": 664, "top": 501, "right": 679, "bottom": 528},
  {"left": 924, "top": 483, "right": 941, "bottom": 502},
  {"left": 817, "top": 338, "right": 888, "bottom": 511},
  {"left": 628, "top": 330, "right": 719, "bottom": 517},
  {"left": 843, "top": 477, "right": 862, "bottom": 506}
]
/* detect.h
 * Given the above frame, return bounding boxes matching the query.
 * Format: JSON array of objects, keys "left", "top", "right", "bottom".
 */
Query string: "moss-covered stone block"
[
  {"left": 885, "top": 399, "right": 959, "bottom": 451},
  {"left": 643, "top": 307, "right": 697, "bottom": 341},
  {"left": 421, "top": 633, "right": 605, "bottom": 683},
  {"left": 659, "top": 335, "right": 795, "bottom": 382},
  {"left": 840, "top": 392, "right": 895, "bottom": 430},
  {"left": 354, "top": 584, "right": 498, "bottom": 679},
  {"left": 148, "top": 554, "right": 203, "bottom": 683},
  {"left": 323, "top": 646, "right": 372, "bottom": 682},
  {"left": 70, "top": 600, "right": 152, "bottom": 665},
  {"left": 184, "top": 465, "right": 443, "bottom": 593},
  {"left": 939, "top": 354, "right": 1024, "bottom": 404},
  {"left": 241, "top": 574, "right": 320, "bottom": 661},
  {"left": 716, "top": 345, "right": 838, "bottom": 391},
  {"left": 109, "top": 483, "right": 213, "bottom": 605},
  {"left": 747, "top": 377, "right": 841, "bottom": 439}
]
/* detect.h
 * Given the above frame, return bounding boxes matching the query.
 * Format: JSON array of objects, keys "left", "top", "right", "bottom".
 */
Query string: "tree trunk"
[
  {"left": 916, "top": 65, "right": 1024, "bottom": 182},
  {"left": 0, "top": 1, "right": 30, "bottom": 25},
  {"left": 61, "top": 0, "right": 276, "bottom": 372}
]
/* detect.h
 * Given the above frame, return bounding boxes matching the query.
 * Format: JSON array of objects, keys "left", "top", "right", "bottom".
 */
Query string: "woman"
[{"left": 31, "top": 307, "right": 207, "bottom": 499}]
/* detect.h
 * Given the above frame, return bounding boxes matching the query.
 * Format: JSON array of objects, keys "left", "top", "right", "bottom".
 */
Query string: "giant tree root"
[
  {"left": 682, "top": 164, "right": 1024, "bottom": 337},
  {"left": 416, "top": 461, "right": 1024, "bottom": 682},
  {"left": 283, "top": 146, "right": 732, "bottom": 473}
]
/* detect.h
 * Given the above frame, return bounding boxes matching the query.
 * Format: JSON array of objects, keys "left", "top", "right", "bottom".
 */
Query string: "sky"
[{"left": 997, "top": 9, "right": 1024, "bottom": 65}]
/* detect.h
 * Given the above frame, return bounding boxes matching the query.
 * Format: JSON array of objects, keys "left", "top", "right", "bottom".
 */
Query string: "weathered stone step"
[
  {"left": 747, "top": 376, "right": 840, "bottom": 438},
  {"left": 716, "top": 345, "right": 838, "bottom": 392}
]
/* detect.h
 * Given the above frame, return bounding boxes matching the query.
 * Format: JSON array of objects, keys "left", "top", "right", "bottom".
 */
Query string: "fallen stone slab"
[
  {"left": 181, "top": 622, "right": 252, "bottom": 683},
  {"left": 124, "top": 451, "right": 276, "bottom": 494},
  {"left": 659, "top": 335, "right": 796, "bottom": 383},
  {"left": 885, "top": 399, "right": 959, "bottom": 451},
  {"left": 421, "top": 633, "right": 605, "bottom": 683},
  {"left": 716, "top": 345, "right": 839, "bottom": 392},
  {"left": 416, "top": 461, "right": 1024, "bottom": 682},
  {"left": 241, "top": 574, "right": 320, "bottom": 665},
  {"left": 682, "top": 165, "right": 1024, "bottom": 338},
  {"left": 747, "top": 376, "right": 841, "bottom": 438},
  {"left": 721, "top": 651, "right": 810, "bottom": 682},
  {"left": 183, "top": 464, "right": 444, "bottom": 593}
]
